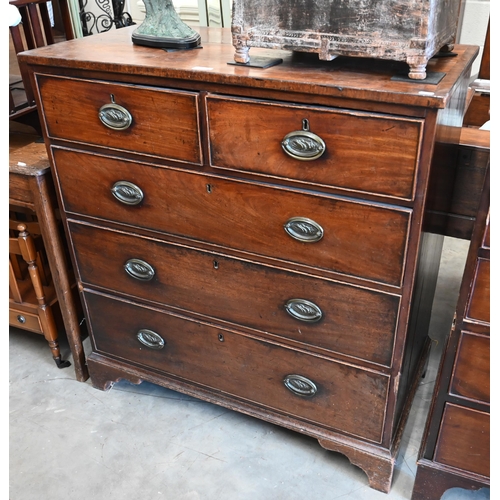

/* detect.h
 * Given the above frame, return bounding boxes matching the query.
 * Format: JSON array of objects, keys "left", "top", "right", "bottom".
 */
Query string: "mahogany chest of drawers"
[
  {"left": 412, "top": 167, "right": 490, "bottom": 499},
  {"left": 20, "top": 27, "right": 477, "bottom": 493}
]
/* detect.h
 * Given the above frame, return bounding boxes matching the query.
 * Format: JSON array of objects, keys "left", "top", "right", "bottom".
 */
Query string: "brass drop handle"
[
  {"left": 284, "top": 217, "right": 324, "bottom": 243},
  {"left": 137, "top": 329, "right": 165, "bottom": 349},
  {"left": 283, "top": 374, "right": 318, "bottom": 397},
  {"left": 111, "top": 181, "right": 144, "bottom": 205},
  {"left": 285, "top": 299, "right": 323, "bottom": 323},
  {"left": 99, "top": 94, "right": 133, "bottom": 130},
  {"left": 124, "top": 258, "right": 155, "bottom": 281},
  {"left": 281, "top": 119, "right": 326, "bottom": 161}
]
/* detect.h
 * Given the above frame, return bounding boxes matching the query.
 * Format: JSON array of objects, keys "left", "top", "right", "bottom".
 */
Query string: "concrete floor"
[{"left": 9, "top": 237, "right": 490, "bottom": 500}]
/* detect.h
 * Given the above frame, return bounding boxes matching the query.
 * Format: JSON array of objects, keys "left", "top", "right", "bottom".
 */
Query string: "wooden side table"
[{"left": 9, "top": 137, "right": 89, "bottom": 382}]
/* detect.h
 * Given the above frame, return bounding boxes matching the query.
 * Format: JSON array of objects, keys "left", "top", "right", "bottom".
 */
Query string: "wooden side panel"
[{"left": 483, "top": 212, "right": 490, "bottom": 249}]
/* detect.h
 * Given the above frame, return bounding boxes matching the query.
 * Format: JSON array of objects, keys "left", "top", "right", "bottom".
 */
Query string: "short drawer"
[
  {"left": 85, "top": 291, "right": 389, "bottom": 443},
  {"left": 36, "top": 74, "right": 202, "bottom": 164},
  {"left": 450, "top": 331, "right": 489, "bottom": 404},
  {"left": 434, "top": 403, "right": 489, "bottom": 477},
  {"left": 54, "top": 148, "right": 411, "bottom": 287},
  {"left": 70, "top": 222, "right": 400, "bottom": 366},
  {"left": 9, "top": 308, "right": 43, "bottom": 333},
  {"left": 466, "top": 258, "right": 490, "bottom": 324},
  {"left": 206, "top": 95, "right": 422, "bottom": 200}
]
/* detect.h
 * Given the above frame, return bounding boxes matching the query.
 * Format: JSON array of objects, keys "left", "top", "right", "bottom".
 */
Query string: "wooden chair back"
[{"left": 9, "top": 0, "right": 74, "bottom": 127}]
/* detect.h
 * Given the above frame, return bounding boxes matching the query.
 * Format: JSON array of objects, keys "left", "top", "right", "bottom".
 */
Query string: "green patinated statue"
[{"left": 132, "top": 0, "right": 201, "bottom": 49}]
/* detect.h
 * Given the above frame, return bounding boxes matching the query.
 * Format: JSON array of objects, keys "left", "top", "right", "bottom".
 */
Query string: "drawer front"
[
  {"left": 450, "top": 331, "right": 489, "bottom": 404},
  {"left": 466, "top": 258, "right": 490, "bottom": 324},
  {"left": 54, "top": 148, "right": 411, "bottom": 286},
  {"left": 9, "top": 309, "right": 43, "bottom": 333},
  {"left": 85, "top": 291, "right": 389, "bottom": 443},
  {"left": 434, "top": 403, "right": 489, "bottom": 477},
  {"left": 70, "top": 222, "right": 400, "bottom": 366},
  {"left": 206, "top": 96, "right": 422, "bottom": 200},
  {"left": 37, "top": 75, "right": 201, "bottom": 164}
]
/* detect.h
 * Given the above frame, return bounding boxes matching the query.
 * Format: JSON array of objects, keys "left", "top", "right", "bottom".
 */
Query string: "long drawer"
[
  {"left": 206, "top": 95, "right": 423, "bottom": 200},
  {"left": 70, "top": 221, "right": 400, "bottom": 366},
  {"left": 54, "top": 148, "right": 411, "bottom": 287},
  {"left": 434, "top": 403, "right": 490, "bottom": 477},
  {"left": 36, "top": 75, "right": 202, "bottom": 164},
  {"left": 84, "top": 291, "right": 389, "bottom": 443}
]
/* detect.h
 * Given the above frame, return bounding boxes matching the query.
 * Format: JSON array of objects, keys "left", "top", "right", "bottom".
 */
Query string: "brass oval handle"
[
  {"left": 111, "top": 181, "right": 144, "bottom": 205},
  {"left": 137, "top": 329, "right": 165, "bottom": 349},
  {"left": 124, "top": 258, "right": 155, "bottom": 281},
  {"left": 285, "top": 299, "right": 322, "bottom": 323},
  {"left": 283, "top": 374, "right": 318, "bottom": 397},
  {"left": 281, "top": 119, "right": 326, "bottom": 161},
  {"left": 284, "top": 217, "right": 324, "bottom": 243},
  {"left": 99, "top": 102, "right": 133, "bottom": 130}
]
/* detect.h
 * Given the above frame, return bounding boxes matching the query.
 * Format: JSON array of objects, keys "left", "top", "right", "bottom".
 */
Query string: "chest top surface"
[{"left": 19, "top": 26, "right": 477, "bottom": 109}]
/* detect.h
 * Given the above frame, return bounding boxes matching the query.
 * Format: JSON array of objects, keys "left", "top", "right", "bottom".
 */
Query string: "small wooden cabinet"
[
  {"left": 412, "top": 167, "right": 490, "bottom": 499},
  {"left": 20, "top": 27, "right": 477, "bottom": 493}
]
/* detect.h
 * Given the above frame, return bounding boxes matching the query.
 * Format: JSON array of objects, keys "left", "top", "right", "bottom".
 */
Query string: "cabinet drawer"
[
  {"left": 70, "top": 222, "right": 400, "bottom": 366},
  {"left": 206, "top": 95, "right": 422, "bottom": 200},
  {"left": 450, "top": 331, "right": 489, "bottom": 404},
  {"left": 85, "top": 291, "right": 389, "bottom": 443},
  {"left": 9, "top": 309, "right": 42, "bottom": 333},
  {"left": 466, "top": 258, "right": 490, "bottom": 324},
  {"left": 434, "top": 403, "right": 489, "bottom": 477},
  {"left": 54, "top": 148, "right": 410, "bottom": 286},
  {"left": 36, "top": 75, "right": 201, "bottom": 164}
]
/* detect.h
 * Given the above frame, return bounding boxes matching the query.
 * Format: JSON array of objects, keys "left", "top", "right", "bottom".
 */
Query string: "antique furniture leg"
[
  {"left": 16, "top": 223, "right": 70, "bottom": 368},
  {"left": 407, "top": 55, "right": 429, "bottom": 80},
  {"left": 31, "top": 172, "right": 88, "bottom": 379}
]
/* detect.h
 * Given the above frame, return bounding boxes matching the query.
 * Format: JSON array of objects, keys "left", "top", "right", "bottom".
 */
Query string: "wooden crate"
[{"left": 231, "top": 0, "right": 462, "bottom": 79}]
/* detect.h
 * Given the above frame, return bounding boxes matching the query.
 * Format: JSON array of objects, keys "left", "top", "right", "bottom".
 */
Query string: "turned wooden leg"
[
  {"left": 17, "top": 223, "right": 71, "bottom": 369},
  {"left": 439, "top": 43, "right": 455, "bottom": 53},
  {"left": 39, "top": 306, "right": 71, "bottom": 368},
  {"left": 234, "top": 45, "right": 250, "bottom": 64},
  {"left": 407, "top": 55, "right": 429, "bottom": 80}
]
